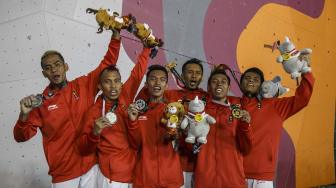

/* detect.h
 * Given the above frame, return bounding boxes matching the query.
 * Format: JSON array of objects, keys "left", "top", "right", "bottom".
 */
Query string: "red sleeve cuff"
[
  {"left": 16, "top": 118, "right": 29, "bottom": 128},
  {"left": 127, "top": 119, "right": 139, "bottom": 129},
  {"left": 110, "top": 38, "right": 121, "bottom": 47},
  {"left": 88, "top": 131, "right": 100, "bottom": 143},
  {"left": 238, "top": 121, "right": 251, "bottom": 131},
  {"left": 142, "top": 47, "right": 151, "bottom": 56},
  {"left": 303, "top": 71, "right": 314, "bottom": 81}
]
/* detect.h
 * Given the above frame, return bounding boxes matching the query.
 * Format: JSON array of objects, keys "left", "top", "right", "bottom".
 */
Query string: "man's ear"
[
  {"left": 42, "top": 70, "right": 47, "bottom": 78},
  {"left": 98, "top": 82, "right": 102, "bottom": 90},
  {"left": 64, "top": 63, "right": 69, "bottom": 72},
  {"left": 182, "top": 72, "right": 186, "bottom": 80}
]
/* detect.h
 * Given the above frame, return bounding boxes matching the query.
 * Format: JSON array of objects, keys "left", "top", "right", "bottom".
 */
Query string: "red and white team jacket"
[
  {"left": 13, "top": 38, "right": 121, "bottom": 183},
  {"left": 194, "top": 97, "right": 253, "bottom": 188},
  {"left": 243, "top": 72, "right": 315, "bottom": 180},
  {"left": 127, "top": 100, "right": 184, "bottom": 188},
  {"left": 137, "top": 87, "right": 208, "bottom": 173},
  {"left": 77, "top": 47, "right": 150, "bottom": 182}
]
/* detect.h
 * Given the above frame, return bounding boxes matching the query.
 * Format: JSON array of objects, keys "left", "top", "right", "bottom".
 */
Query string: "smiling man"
[
  {"left": 193, "top": 69, "right": 253, "bottom": 188},
  {"left": 77, "top": 45, "right": 150, "bottom": 188},
  {"left": 134, "top": 58, "right": 207, "bottom": 187},
  {"left": 14, "top": 30, "right": 122, "bottom": 188},
  {"left": 240, "top": 67, "right": 315, "bottom": 188},
  {"left": 127, "top": 65, "right": 183, "bottom": 188}
]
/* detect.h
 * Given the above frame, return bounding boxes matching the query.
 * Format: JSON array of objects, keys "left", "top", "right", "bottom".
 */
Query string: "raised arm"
[
  {"left": 13, "top": 95, "right": 42, "bottom": 142},
  {"left": 86, "top": 31, "right": 122, "bottom": 100},
  {"left": 273, "top": 72, "right": 315, "bottom": 120},
  {"left": 121, "top": 47, "right": 151, "bottom": 105}
]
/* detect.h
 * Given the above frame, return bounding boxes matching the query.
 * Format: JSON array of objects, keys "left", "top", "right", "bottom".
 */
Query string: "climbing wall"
[{"left": 0, "top": 0, "right": 335, "bottom": 187}]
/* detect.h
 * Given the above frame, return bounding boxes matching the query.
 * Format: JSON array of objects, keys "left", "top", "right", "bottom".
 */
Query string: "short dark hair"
[
  {"left": 208, "top": 69, "right": 231, "bottom": 85},
  {"left": 240, "top": 67, "right": 264, "bottom": 84},
  {"left": 146, "top": 65, "right": 168, "bottom": 81},
  {"left": 182, "top": 58, "right": 203, "bottom": 74},
  {"left": 41, "top": 50, "right": 64, "bottom": 68},
  {"left": 99, "top": 65, "right": 120, "bottom": 81}
]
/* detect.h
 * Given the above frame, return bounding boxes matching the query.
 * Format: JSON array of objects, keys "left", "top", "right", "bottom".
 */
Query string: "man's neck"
[
  {"left": 103, "top": 96, "right": 118, "bottom": 103},
  {"left": 149, "top": 96, "right": 164, "bottom": 103},
  {"left": 212, "top": 96, "right": 228, "bottom": 104},
  {"left": 185, "top": 87, "right": 200, "bottom": 91},
  {"left": 50, "top": 80, "right": 67, "bottom": 89},
  {"left": 244, "top": 92, "right": 257, "bottom": 98}
]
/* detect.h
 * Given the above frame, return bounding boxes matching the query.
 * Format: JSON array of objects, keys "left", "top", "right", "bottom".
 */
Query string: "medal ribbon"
[{"left": 102, "top": 98, "right": 119, "bottom": 116}]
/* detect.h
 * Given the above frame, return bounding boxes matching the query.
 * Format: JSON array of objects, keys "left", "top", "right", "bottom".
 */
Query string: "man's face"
[
  {"left": 42, "top": 54, "right": 68, "bottom": 85},
  {"left": 146, "top": 70, "right": 168, "bottom": 98},
  {"left": 182, "top": 63, "right": 203, "bottom": 90},
  {"left": 99, "top": 70, "right": 123, "bottom": 101},
  {"left": 240, "top": 72, "right": 262, "bottom": 96},
  {"left": 208, "top": 74, "right": 230, "bottom": 101}
]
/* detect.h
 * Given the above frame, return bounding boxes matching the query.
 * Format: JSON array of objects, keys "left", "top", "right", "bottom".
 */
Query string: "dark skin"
[
  {"left": 182, "top": 63, "right": 203, "bottom": 90},
  {"left": 209, "top": 73, "right": 251, "bottom": 123},
  {"left": 93, "top": 70, "right": 123, "bottom": 135},
  {"left": 98, "top": 70, "right": 123, "bottom": 101},
  {"left": 240, "top": 72, "right": 262, "bottom": 98},
  {"left": 208, "top": 74, "right": 230, "bottom": 103},
  {"left": 145, "top": 70, "right": 168, "bottom": 102},
  {"left": 19, "top": 30, "right": 121, "bottom": 122},
  {"left": 127, "top": 69, "right": 168, "bottom": 122}
]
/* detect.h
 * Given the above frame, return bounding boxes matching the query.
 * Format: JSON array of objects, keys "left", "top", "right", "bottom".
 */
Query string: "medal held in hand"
[
  {"left": 135, "top": 99, "right": 147, "bottom": 112},
  {"left": 231, "top": 104, "right": 242, "bottom": 119},
  {"left": 102, "top": 99, "right": 118, "bottom": 125},
  {"left": 31, "top": 94, "right": 43, "bottom": 108},
  {"left": 106, "top": 112, "right": 117, "bottom": 124}
]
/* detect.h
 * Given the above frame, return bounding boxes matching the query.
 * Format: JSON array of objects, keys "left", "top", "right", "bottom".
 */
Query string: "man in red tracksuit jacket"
[
  {"left": 127, "top": 65, "right": 184, "bottom": 188},
  {"left": 77, "top": 45, "right": 150, "bottom": 188},
  {"left": 137, "top": 58, "right": 207, "bottom": 188},
  {"left": 13, "top": 30, "right": 121, "bottom": 187},
  {"left": 194, "top": 69, "right": 253, "bottom": 188},
  {"left": 240, "top": 67, "right": 315, "bottom": 188}
]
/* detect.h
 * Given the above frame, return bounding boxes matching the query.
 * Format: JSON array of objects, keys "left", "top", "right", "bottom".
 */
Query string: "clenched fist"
[
  {"left": 239, "top": 110, "right": 251, "bottom": 123},
  {"left": 93, "top": 117, "right": 111, "bottom": 136},
  {"left": 128, "top": 103, "right": 139, "bottom": 121}
]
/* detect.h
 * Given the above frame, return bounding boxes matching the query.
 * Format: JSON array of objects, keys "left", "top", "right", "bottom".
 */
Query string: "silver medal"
[
  {"left": 135, "top": 99, "right": 146, "bottom": 111},
  {"left": 31, "top": 94, "right": 43, "bottom": 108},
  {"left": 106, "top": 112, "right": 117, "bottom": 124}
]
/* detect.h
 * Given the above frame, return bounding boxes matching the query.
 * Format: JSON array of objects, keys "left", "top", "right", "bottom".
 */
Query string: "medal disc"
[
  {"left": 231, "top": 108, "right": 242, "bottom": 119},
  {"left": 194, "top": 114, "right": 203, "bottom": 122},
  {"left": 169, "top": 115, "right": 179, "bottom": 123},
  {"left": 135, "top": 99, "right": 146, "bottom": 111},
  {"left": 282, "top": 53, "right": 290, "bottom": 61},
  {"left": 106, "top": 112, "right": 117, "bottom": 124},
  {"left": 31, "top": 94, "right": 43, "bottom": 108}
]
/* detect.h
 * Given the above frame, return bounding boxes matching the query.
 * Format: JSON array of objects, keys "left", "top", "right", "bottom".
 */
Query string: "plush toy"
[
  {"left": 260, "top": 76, "right": 289, "bottom": 98},
  {"left": 161, "top": 102, "right": 186, "bottom": 141},
  {"left": 131, "top": 23, "right": 163, "bottom": 48},
  {"left": 86, "top": 8, "right": 135, "bottom": 33},
  {"left": 276, "top": 36, "right": 312, "bottom": 80},
  {"left": 180, "top": 96, "right": 216, "bottom": 144},
  {"left": 128, "top": 22, "right": 164, "bottom": 58}
]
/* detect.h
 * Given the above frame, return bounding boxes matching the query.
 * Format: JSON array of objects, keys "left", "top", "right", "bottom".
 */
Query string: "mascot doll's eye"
[
  {"left": 168, "top": 106, "right": 177, "bottom": 114},
  {"left": 106, "top": 9, "right": 114, "bottom": 16}
]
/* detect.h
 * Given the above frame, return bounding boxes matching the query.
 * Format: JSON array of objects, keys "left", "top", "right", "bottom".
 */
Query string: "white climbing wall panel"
[{"left": 0, "top": 0, "right": 134, "bottom": 187}]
